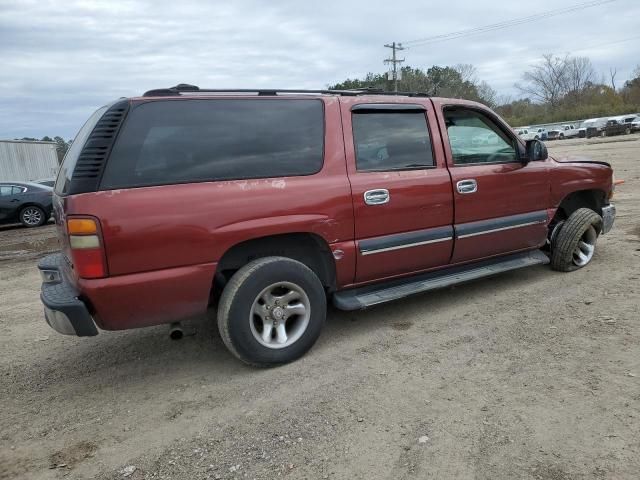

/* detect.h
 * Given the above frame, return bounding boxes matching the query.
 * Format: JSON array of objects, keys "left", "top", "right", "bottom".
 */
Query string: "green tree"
[
  {"left": 330, "top": 64, "right": 496, "bottom": 106},
  {"left": 53, "top": 136, "right": 70, "bottom": 163}
]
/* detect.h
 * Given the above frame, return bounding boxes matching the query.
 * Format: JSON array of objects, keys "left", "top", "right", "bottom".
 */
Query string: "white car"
[
  {"left": 549, "top": 124, "right": 580, "bottom": 140},
  {"left": 516, "top": 128, "right": 537, "bottom": 141}
]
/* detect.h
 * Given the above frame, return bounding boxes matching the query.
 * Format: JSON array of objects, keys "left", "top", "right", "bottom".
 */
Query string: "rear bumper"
[
  {"left": 601, "top": 203, "right": 616, "bottom": 234},
  {"left": 38, "top": 254, "right": 98, "bottom": 336}
]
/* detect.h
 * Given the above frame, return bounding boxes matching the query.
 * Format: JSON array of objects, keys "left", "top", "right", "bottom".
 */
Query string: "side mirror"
[{"left": 525, "top": 139, "right": 548, "bottom": 162}]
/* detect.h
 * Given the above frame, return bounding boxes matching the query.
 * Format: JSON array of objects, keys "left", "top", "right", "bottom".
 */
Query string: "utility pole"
[{"left": 384, "top": 42, "right": 405, "bottom": 93}]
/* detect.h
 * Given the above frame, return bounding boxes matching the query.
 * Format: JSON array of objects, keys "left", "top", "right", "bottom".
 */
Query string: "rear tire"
[
  {"left": 550, "top": 208, "right": 602, "bottom": 272},
  {"left": 217, "top": 257, "right": 326, "bottom": 366},
  {"left": 19, "top": 206, "right": 46, "bottom": 227}
]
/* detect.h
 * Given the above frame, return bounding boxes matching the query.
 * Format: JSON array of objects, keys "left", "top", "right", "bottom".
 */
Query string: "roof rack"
[{"left": 142, "top": 84, "right": 431, "bottom": 98}]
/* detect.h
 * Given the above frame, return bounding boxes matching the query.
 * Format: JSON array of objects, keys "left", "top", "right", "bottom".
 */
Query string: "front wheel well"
[
  {"left": 555, "top": 189, "right": 606, "bottom": 220},
  {"left": 550, "top": 190, "right": 606, "bottom": 239},
  {"left": 214, "top": 233, "right": 337, "bottom": 299}
]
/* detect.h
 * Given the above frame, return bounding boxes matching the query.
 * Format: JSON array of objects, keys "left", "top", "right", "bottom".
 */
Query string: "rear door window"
[
  {"left": 351, "top": 111, "right": 434, "bottom": 171},
  {"left": 100, "top": 99, "right": 324, "bottom": 189}
]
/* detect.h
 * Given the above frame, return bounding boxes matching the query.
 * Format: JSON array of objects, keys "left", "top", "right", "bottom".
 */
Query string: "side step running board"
[{"left": 332, "top": 250, "right": 549, "bottom": 310}]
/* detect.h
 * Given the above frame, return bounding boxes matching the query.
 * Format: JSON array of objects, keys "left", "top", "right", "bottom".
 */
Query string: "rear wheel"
[
  {"left": 550, "top": 208, "right": 602, "bottom": 272},
  {"left": 625, "top": 127, "right": 631, "bottom": 135},
  {"left": 217, "top": 257, "right": 326, "bottom": 366},
  {"left": 19, "top": 206, "right": 46, "bottom": 227}
]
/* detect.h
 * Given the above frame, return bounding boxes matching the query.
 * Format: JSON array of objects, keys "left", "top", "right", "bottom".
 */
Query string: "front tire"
[
  {"left": 19, "top": 206, "right": 46, "bottom": 227},
  {"left": 550, "top": 208, "right": 602, "bottom": 272},
  {"left": 217, "top": 257, "right": 326, "bottom": 366}
]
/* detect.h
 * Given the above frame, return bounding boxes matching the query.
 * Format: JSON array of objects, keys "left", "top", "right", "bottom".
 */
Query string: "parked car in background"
[
  {"left": 33, "top": 178, "right": 56, "bottom": 187},
  {"left": 37, "top": 85, "right": 616, "bottom": 366},
  {"left": 604, "top": 118, "right": 632, "bottom": 136},
  {"left": 516, "top": 128, "right": 537, "bottom": 140},
  {"left": 549, "top": 124, "right": 580, "bottom": 140},
  {"left": 0, "top": 181, "right": 53, "bottom": 227},
  {"left": 579, "top": 118, "right": 607, "bottom": 138},
  {"left": 534, "top": 127, "right": 548, "bottom": 140},
  {"left": 630, "top": 116, "right": 640, "bottom": 132}
]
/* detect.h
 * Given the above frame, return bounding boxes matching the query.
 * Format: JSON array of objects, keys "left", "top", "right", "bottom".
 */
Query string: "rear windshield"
[
  {"left": 55, "top": 104, "right": 109, "bottom": 195},
  {"left": 100, "top": 99, "right": 324, "bottom": 189}
]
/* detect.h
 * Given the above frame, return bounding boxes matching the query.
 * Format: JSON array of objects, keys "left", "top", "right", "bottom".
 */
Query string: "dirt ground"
[{"left": 1, "top": 135, "right": 639, "bottom": 480}]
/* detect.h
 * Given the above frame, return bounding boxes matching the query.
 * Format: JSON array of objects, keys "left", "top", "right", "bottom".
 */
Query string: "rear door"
[
  {"left": 340, "top": 99, "right": 454, "bottom": 283},
  {"left": 433, "top": 101, "right": 550, "bottom": 264}
]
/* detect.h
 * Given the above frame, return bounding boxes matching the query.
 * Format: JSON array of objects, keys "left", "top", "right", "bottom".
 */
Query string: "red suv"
[{"left": 39, "top": 85, "right": 616, "bottom": 366}]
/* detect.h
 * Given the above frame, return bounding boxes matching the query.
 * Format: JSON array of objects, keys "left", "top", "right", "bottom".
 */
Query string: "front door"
[
  {"left": 0, "top": 185, "right": 20, "bottom": 221},
  {"left": 436, "top": 104, "right": 551, "bottom": 264},
  {"left": 341, "top": 100, "right": 454, "bottom": 283}
]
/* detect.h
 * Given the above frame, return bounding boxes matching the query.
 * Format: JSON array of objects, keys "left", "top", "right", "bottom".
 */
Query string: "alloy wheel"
[
  {"left": 249, "top": 281, "right": 311, "bottom": 349},
  {"left": 572, "top": 225, "right": 597, "bottom": 267},
  {"left": 22, "top": 207, "right": 43, "bottom": 226}
]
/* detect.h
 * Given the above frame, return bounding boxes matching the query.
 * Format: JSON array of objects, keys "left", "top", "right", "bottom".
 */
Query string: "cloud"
[{"left": 0, "top": 0, "right": 638, "bottom": 138}]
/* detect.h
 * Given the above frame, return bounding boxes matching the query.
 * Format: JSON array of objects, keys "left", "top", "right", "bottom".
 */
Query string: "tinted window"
[
  {"left": 12, "top": 186, "right": 26, "bottom": 194},
  {"left": 0, "top": 186, "right": 12, "bottom": 196},
  {"left": 100, "top": 99, "right": 324, "bottom": 189},
  {"left": 444, "top": 108, "right": 517, "bottom": 165},
  {"left": 55, "top": 104, "right": 109, "bottom": 195},
  {"left": 352, "top": 112, "right": 434, "bottom": 171}
]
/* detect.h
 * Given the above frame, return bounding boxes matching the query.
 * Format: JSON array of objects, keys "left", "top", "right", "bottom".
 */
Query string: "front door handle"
[
  {"left": 456, "top": 179, "right": 477, "bottom": 194},
  {"left": 364, "top": 189, "right": 390, "bottom": 205}
]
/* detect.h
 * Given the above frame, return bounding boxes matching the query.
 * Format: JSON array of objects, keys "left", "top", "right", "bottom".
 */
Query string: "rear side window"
[
  {"left": 100, "top": 99, "right": 324, "bottom": 189},
  {"left": 351, "top": 112, "right": 434, "bottom": 171},
  {"left": 55, "top": 104, "right": 109, "bottom": 195}
]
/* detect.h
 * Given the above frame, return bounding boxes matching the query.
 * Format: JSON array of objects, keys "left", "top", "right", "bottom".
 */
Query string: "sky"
[{"left": 1, "top": 0, "right": 638, "bottom": 140}]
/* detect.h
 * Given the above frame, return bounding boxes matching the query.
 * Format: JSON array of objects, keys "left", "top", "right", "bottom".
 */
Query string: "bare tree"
[
  {"left": 516, "top": 54, "right": 569, "bottom": 107},
  {"left": 453, "top": 64, "right": 477, "bottom": 83},
  {"left": 566, "top": 57, "right": 597, "bottom": 94},
  {"left": 609, "top": 67, "right": 618, "bottom": 90},
  {"left": 477, "top": 81, "right": 498, "bottom": 107}
]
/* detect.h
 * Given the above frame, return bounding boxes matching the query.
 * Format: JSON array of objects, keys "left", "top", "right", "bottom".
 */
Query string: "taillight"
[{"left": 66, "top": 217, "right": 107, "bottom": 279}]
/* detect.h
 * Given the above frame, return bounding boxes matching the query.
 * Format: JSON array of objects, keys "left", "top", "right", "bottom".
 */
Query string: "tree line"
[{"left": 330, "top": 55, "right": 640, "bottom": 127}]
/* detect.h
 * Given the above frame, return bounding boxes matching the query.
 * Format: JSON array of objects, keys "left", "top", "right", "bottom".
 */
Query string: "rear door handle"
[
  {"left": 364, "top": 189, "right": 390, "bottom": 205},
  {"left": 456, "top": 179, "right": 477, "bottom": 194}
]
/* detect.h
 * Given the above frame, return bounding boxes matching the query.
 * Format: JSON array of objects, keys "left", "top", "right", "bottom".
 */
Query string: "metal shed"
[{"left": 0, "top": 140, "right": 59, "bottom": 181}]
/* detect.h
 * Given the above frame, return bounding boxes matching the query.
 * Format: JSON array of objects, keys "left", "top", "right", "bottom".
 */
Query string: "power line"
[
  {"left": 401, "top": 0, "right": 619, "bottom": 47},
  {"left": 384, "top": 42, "right": 405, "bottom": 92}
]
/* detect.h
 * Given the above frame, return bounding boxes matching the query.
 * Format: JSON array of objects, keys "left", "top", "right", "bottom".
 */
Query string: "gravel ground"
[{"left": 1, "top": 135, "right": 639, "bottom": 480}]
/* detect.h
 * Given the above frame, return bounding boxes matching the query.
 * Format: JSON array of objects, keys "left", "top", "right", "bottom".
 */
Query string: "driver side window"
[{"left": 444, "top": 108, "right": 518, "bottom": 165}]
